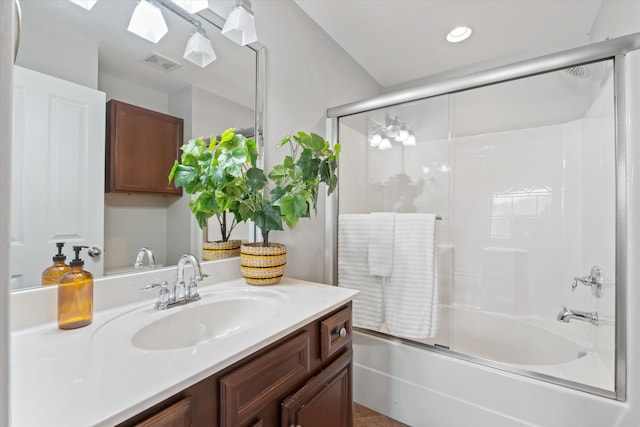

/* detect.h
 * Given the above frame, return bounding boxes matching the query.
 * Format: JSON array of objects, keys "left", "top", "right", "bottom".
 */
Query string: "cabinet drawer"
[
  {"left": 320, "top": 306, "right": 352, "bottom": 361},
  {"left": 221, "top": 332, "right": 311, "bottom": 426}
]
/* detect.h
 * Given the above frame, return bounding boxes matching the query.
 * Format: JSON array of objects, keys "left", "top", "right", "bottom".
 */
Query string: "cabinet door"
[
  {"left": 221, "top": 332, "right": 311, "bottom": 426},
  {"left": 281, "top": 349, "right": 352, "bottom": 427},
  {"left": 106, "top": 100, "right": 182, "bottom": 195},
  {"left": 134, "top": 397, "right": 191, "bottom": 427}
]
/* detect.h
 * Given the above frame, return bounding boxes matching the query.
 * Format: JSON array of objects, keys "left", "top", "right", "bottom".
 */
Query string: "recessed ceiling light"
[
  {"left": 447, "top": 26, "right": 472, "bottom": 43},
  {"left": 68, "top": 0, "right": 97, "bottom": 10}
]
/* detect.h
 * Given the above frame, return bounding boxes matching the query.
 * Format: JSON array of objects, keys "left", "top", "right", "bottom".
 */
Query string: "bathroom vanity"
[
  {"left": 10, "top": 260, "right": 358, "bottom": 427},
  {"left": 119, "top": 304, "right": 353, "bottom": 426}
]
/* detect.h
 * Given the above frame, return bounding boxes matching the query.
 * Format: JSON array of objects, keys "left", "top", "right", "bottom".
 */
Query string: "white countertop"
[{"left": 11, "top": 275, "right": 357, "bottom": 426}]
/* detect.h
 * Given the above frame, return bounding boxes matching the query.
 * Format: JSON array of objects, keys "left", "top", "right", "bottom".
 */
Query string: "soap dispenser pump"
[
  {"left": 42, "top": 242, "right": 71, "bottom": 286},
  {"left": 57, "top": 245, "right": 94, "bottom": 330}
]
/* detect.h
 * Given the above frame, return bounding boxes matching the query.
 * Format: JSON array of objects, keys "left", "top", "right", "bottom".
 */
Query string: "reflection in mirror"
[{"left": 11, "top": 0, "right": 261, "bottom": 291}]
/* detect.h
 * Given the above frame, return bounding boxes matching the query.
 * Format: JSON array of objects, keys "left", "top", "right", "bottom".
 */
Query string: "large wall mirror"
[{"left": 11, "top": 0, "right": 263, "bottom": 291}]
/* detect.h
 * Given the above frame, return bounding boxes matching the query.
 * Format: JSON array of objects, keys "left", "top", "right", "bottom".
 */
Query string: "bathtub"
[{"left": 353, "top": 306, "right": 617, "bottom": 427}]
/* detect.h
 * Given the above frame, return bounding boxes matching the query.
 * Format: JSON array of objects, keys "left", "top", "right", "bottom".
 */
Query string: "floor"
[{"left": 354, "top": 403, "right": 409, "bottom": 426}]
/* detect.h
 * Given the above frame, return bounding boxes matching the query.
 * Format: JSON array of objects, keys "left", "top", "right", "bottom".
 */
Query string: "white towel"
[
  {"left": 338, "top": 214, "right": 383, "bottom": 330},
  {"left": 384, "top": 213, "right": 439, "bottom": 339},
  {"left": 368, "top": 212, "right": 395, "bottom": 277}
]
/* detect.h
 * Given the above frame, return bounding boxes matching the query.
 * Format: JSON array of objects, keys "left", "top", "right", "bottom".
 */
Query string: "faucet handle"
[
  {"left": 140, "top": 281, "right": 170, "bottom": 310},
  {"left": 572, "top": 277, "right": 581, "bottom": 291},
  {"left": 140, "top": 281, "right": 168, "bottom": 291},
  {"left": 186, "top": 278, "right": 201, "bottom": 301},
  {"left": 193, "top": 273, "right": 209, "bottom": 282}
]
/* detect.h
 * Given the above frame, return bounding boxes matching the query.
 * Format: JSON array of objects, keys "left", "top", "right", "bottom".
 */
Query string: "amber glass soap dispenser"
[
  {"left": 58, "top": 245, "right": 93, "bottom": 330},
  {"left": 42, "top": 242, "right": 70, "bottom": 286}
]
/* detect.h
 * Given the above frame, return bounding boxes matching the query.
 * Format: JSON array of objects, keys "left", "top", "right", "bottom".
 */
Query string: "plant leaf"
[
  {"left": 253, "top": 204, "right": 283, "bottom": 233},
  {"left": 280, "top": 194, "right": 309, "bottom": 229},
  {"left": 269, "top": 186, "right": 287, "bottom": 206},
  {"left": 172, "top": 164, "right": 197, "bottom": 188},
  {"left": 246, "top": 167, "right": 268, "bottom": 191}
]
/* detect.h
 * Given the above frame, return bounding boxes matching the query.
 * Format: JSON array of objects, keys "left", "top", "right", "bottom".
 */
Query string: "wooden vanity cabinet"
[
  {"left": 117, "top": 303, "right": 353, "bottom": 427},
  {"left": 105, "top": 99, "right": 183, "bottom": 195}
]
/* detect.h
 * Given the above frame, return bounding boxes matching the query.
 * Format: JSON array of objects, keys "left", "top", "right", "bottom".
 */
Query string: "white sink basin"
[{"left": 92, "top": 287, "right": 288, "bottom": 351}]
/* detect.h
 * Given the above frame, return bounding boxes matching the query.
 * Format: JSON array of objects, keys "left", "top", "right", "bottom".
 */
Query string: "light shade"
[
  {"left": 128, "top": 0, "right": 168, "bottom": 44},
  {"left": 68, "top": 0, "right": 98, "bottom": 10},
  {"left": 369, "top": 133, "right": 382, "bottom": 147},
  {"left": 379, "top": 138, "right": 393, "bottom": 151},
  {"left": 221, "top": 2, "right": 257, "bottom": 46},
  {"left": 184, "top": 29, "right": 216, "bottom": 67},
  {"left": 170, "top": 0, "right": 208, "bottom": 13},
  {"left": 403, "top": 134, "right": 417, "bottom": 147}
]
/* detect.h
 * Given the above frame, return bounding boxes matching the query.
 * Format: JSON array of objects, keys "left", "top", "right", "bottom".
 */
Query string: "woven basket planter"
[
  {"left": 203, "top": 240, "right": 242, "bottom": 260},
  {"left": 240, "top": 242, "right": 287, "bottom": 285}
]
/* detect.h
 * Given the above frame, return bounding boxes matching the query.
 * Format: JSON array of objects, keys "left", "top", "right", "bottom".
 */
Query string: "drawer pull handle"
[{"left": 339, "top": 327, "right": 347, "bottom": 338}]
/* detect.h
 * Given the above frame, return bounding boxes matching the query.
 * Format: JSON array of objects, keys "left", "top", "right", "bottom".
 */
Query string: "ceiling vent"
[{"left": 141, "top": 53, "right": 182, "bottom": 73}]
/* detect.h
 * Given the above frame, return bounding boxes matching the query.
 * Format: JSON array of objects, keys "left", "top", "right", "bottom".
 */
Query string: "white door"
[{"left": 11, "top": 66, "right": 105, "bottom": 289}]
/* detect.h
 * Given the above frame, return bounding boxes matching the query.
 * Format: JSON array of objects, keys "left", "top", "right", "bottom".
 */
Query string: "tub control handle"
[{"left": 572, "top": 265, "right": 603, "bottom": 298}]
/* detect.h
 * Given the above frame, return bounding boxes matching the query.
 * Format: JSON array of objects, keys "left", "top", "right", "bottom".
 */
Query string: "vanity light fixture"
[
  {"left": 68, "top": 0, "right": 98, "bottom": 10},
  {"left": 170, "top": 0, "right": 208, "bottom": 13},
  {"left": 447, "top": 26, "right": 472, "bottom": 43},
  {"left": 378, "top": 138, "right": 393, "bottom": 151},
  {"left": 221, "top": 0, "right": 258, "bottom": 46},
  {"left": 368, "top": 115, "right": 416, "bottom": 150},
  {"left": 128, "top": 0, "right": 169, "bottom": 43},
  {"left": 183, "top": 25, "right": 217, "bottom": 67},
  {"left": 128, "top": 0, "right": 217, "bottom": 67}
]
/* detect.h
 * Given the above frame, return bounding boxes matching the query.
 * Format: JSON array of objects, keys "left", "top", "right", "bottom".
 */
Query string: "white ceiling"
[
  {"left": 295, "top": 0, "right": 604, "bottom": 88},
  {"left": 18, "top": 0, "right": 256, "bottom": 108}
]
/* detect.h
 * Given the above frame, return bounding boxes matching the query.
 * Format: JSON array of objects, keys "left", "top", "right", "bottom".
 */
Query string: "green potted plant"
[
  {"left": 237, "top": 131, "right": 340, "bottom": 285},
  {"left": 169, "top": 128, "right": 258, "bottom": 260}
]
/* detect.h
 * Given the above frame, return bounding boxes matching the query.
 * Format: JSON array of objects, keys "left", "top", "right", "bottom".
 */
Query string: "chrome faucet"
[
  {"left": 134, "top": 247, "right": 156, "bottom": 269},
  {"left": 140, "top": 253, "right": 208, "bottom": 310},
  {"left": 174, "top": 253, "right": 207, "bottom": 302},
  {"left": 557, "top": 307, "right": 599, "bottom": 326}
]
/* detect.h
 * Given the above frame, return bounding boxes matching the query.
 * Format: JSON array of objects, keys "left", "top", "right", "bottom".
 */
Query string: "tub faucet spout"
[{"left": 557, "top": 306, "right": 599, "bottom": 326}]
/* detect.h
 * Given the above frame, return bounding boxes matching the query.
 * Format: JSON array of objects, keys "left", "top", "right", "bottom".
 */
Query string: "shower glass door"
[
  {"left": 336, "top": 58, "right": 617, "bottom": 395},
  {"left": 451, "top": 59, "right": 615, "bottom": 392}
]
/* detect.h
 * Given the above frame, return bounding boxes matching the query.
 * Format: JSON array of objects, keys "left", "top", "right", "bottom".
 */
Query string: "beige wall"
[{"left": 253, "top": 0, "right": 381, "bottom": 283}]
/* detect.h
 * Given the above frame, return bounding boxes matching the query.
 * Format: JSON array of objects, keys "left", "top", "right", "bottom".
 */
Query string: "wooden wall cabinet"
[
  {"left": 118, "top": 304, "right": 353, "bottom": 427},
  {"left": 106, "top": 100, "right": 183, "bottom": 195}
]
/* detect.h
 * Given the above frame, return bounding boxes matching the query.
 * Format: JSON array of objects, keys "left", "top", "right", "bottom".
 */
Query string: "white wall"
[
  {"left": 16, "top": 14, "right": 97, "bottom": 89},
  {"left": 252, "top": 0, "right": 381, "bottom": 283},
  {"left": 99, "top": 73, "right": 169, "bottom": 113},
  {"left": 167, "top": 88, "right": 195, "bottom": 263},
  {"left": 191, "top": 86, "right": 254, "bottom": 139},
  {"left": 0, "top": 3, "right": 13, "bottom": 426},
  {"left": 100, "top": 73, "right": 175, "bottom": 272}
]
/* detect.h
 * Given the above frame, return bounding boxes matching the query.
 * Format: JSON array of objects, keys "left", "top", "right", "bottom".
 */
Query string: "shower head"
[{"left": 564, "top": 65, "right": 590, "bottom": 79}]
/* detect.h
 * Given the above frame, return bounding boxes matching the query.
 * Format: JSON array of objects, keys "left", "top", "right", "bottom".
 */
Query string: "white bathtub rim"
[
  {"left": 354, "top": 328, "right": 615, "bottom": 399},
  {"left": 353, "top": 331, "right": 626, "bottom": 427}
]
